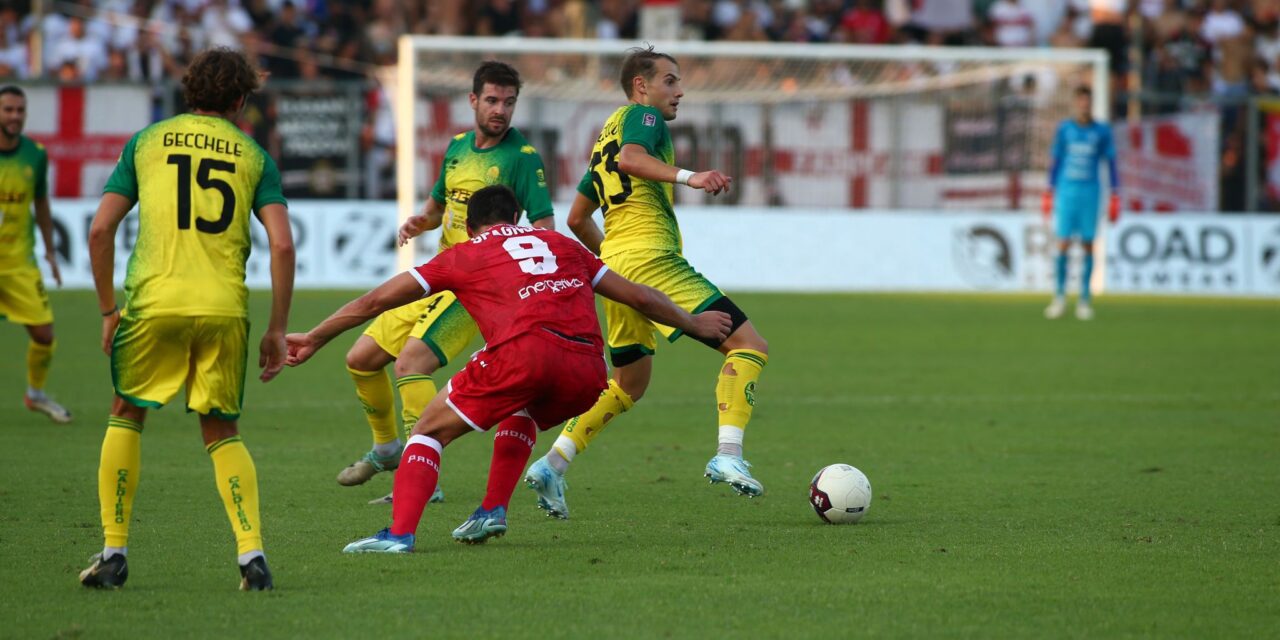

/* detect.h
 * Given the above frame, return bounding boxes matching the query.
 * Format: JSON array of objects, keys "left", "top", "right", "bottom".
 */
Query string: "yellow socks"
[
  {"left": 395, "top": 374, "right": 437, "bottom": 440},
  {"left": 716, "top": 349, "right": 768, "bottom": 456},
  {"left": 551, "top": 379, "right": 635, "bottom": 468},
  {"left": 348, "top": 367, "right": 399, "bottom": 446},
  {"left": 207, "top": 436, "right": 262, "bottom": 556},
  {"left": 98, "top": 418, "right": 142, "bottom": 549},
  {"left": 27, "top": 340, "right": 53, "bottom": 392}
]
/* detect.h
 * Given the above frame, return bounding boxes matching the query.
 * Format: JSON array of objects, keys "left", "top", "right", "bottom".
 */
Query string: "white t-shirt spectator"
[
  {"left": 0, "top": 42, "right": 27, "bottom": 78},
  {"left": 51, "top": 34, "right": 108, "bottom": 81},
  {"left": 912, "top": 0, "right": 973, "bottom": 32},
  {"left": 989, "top": 0, "right": 1035, "bottom": 47},
  {"left": 1202, "top": 8, "right": 1245, "bottom": 44},
  {"left": 202, "top": 1, "right": 254, "bottom": 49}
]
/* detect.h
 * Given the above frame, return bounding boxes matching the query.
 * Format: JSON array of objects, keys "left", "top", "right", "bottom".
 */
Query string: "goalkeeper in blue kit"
[{"left": 1042, "top": 86, "right": 1120, "bottom": 321}]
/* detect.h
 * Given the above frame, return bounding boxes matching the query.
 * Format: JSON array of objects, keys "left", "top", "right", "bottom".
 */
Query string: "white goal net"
[{"left": 395, "top": 37, "right": 1107, "bottom": 265}]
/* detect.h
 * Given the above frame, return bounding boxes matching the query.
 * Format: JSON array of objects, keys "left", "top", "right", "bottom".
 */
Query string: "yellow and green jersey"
[
  {"left": 428, "top": 127, "right": 553, "bottom": 251},
  {"left": 577, "top": 104, "right": 679, "bottom": 260},
  {"left": 104, "top": 113, "right": 287, "bottom": 318},
  {"left": 0, "top": 136, "right": 49, "bottom": 274}
]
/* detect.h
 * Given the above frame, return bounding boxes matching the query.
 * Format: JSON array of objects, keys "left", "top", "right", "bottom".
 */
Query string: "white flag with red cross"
[{"left": 24, "top": 85, "right": 152, "bottom": 198}]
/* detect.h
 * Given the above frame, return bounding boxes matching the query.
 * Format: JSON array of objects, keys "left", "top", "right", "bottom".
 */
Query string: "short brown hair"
[
  {"left": 182, "top": 47, "right": 261, "bottom": 114},
  {"left": 619, "top": 45, "right": 677, "bottom": 98},
  {"left": 473, "top": 61, "right": 522, "bottom": 96}
]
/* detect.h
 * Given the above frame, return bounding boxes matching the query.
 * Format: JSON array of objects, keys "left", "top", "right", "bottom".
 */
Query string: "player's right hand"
[
  {"left": 100, "top": 310, "right": 120, "bottom": 356},
  {"left": 690, "top": 310, "right": 733, "bottom": 342},
  {"left": 285, "top": 332, "right": 321, "bottom": 367},
  {"left": 689, "top": 170, "right": 732, "bottom": 196},
  {"left": 398, "top": 214, "right": 429, "bottom": 246},
  {"left": 1041, "top": 190, "right": 1054, "bottom": 219}
]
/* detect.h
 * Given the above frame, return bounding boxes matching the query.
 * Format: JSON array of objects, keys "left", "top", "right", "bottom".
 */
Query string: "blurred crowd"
[{"left": 0, "top": 1, "right": 1275, "bottom": 102}]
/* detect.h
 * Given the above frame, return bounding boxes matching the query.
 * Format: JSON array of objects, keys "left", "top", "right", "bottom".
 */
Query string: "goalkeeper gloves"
[
  {"left": 1108, "top": 194, "right": 1121, "bottom": 224},
  {"left": 1041, "top": 190, "right": 1054, "bottom": 219}
]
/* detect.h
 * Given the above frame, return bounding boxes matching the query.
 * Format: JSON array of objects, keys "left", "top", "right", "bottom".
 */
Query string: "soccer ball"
[{"left": 809, "top": 464, "right": 872, "bottom": 524}]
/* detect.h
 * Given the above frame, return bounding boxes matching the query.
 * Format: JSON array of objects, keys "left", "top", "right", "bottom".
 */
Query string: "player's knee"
[
  {"left": 1081, "top": 241, "right": 1095, "bottom": 254},
  {"left": 27, "top": 324, "right": 54, "bottom": 345},
  {"left": 616, "top": 377, "right": 648, "bottom": 402},
  {"left": 393, "top": 341, "right": 440, "bottom": 378},
  {"left": 110, "top": 397, "right": 147, "bottom": 425},
  {"left": 345, "top": 344, "right": 384, "bottom": 371},
  {"left": 200, "top": 419, "right": 239, "bottom": 446}
]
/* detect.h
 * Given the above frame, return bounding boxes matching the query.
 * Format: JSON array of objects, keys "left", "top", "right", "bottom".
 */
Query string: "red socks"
[
  {"left": 390, "top": 435, "right": 442, "bottom": 537},
  {"left": 482, "top": 413, "right": 538, "bottom": 510}
]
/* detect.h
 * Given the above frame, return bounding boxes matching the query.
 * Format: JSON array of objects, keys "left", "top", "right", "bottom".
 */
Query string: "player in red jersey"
[{"left": 284, "top": 185, "right": 731, "bottom": 552}]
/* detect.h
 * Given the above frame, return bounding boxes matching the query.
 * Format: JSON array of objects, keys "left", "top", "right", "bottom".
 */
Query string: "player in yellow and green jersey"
[
  {"left": 337, "top": 61, "right": 555, "bottom": 506},
  {"left": 0, "top": 85, "right": 71, "bottom": 423},
  {"left": 524, "top": 46, "right": 770, "bottom": 518},
  {"left": 80, "top": 48, "right": 295, "bottom": 591}
]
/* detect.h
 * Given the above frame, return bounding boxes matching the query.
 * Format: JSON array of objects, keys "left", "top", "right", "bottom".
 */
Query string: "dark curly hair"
[{"left": 182, "top": 47, "right": 261, "bottom": 114}]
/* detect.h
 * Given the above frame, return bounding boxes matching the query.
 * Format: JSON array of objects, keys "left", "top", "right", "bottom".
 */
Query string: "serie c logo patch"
[{"left": 643, "top": 113, "right": 656, "bottom": 127}]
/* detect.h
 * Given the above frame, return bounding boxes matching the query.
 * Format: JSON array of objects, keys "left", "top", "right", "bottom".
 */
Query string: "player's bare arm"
[
  {"left": 617, "top": 143, "right": 731, "bottom": 195},
  {"left": 286, "top": 272, "right": 425, "bottom": 366},
  {"left": 397, "top": 197, "right": 447, "bottom": 246},
  {"left": 567, "top": 192, "right": 603, "bottom": 255},
  {"left": 531, "top": 215, "right": 555, "bottom": 231},
  {"left": 257, "top": 203, "right": 295, "bottom": 382},
  {"left": 33, "top": 195, "right": 61, "bottom": 287},
  {"left": 87, "top": 193, "right": 136, "bottom": 356},
  {"left": 594, "top": 270, "right": 732, "bottom": 342}
]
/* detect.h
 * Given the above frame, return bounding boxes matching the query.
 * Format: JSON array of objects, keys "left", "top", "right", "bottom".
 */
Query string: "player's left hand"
[
  {"left": 1108, "top": 194, "right": 1121, "bottom": 224},
  {"left": 259, "top": 329, "right": 287, "bottom": 382},
  {"left": 44, "top": 253, "right": 62, "bottom": 287}
]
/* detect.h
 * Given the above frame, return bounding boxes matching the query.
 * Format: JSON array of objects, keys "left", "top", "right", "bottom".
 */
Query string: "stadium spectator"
[
  {"left": 1202, "top": 0, "right": 1246, "bottom": 44},
  {"left": 902, "top": 0, "right": 974, "bottom": 46},
  {"left": 838, "top": 0, "right": 894, "bottom": 45},
  {"left": 988, "top": 0, "right": 1036, "bottom": 48},
  {"left": 49, "top": 15, "right": 108, "bottom": 81}
]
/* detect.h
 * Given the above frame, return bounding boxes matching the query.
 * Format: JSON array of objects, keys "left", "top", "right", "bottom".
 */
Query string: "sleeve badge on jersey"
[
  {"left": 536, "top": 168, "right": 546, "bottom": 186},
  {"left": 643, "top": 113, "right": 657, "bottom": 127},
  {"left": 521, "top": 144, "right": 537, "bottom": 154}
]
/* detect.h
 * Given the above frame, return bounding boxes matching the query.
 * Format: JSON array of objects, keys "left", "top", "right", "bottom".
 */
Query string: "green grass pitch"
[{"left": 2, "top": 290, "right": 1277, "bottom": 638}]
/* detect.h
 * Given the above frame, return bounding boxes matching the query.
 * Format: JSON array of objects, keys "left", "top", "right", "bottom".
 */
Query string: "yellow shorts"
[
  {"left": 362, "top": 291, "right": 479, "bottom": 367},
  {"left": 602, "top": 250, "right": 722, "bottom": 362},
  {"left": 111, "top": 314, "right": 249, "bottom": 419},
  {"left": 0, "top": 266, "right": 53, "bottom": 326}
]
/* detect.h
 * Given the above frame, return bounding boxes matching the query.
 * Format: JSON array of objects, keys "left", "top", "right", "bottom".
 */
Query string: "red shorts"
[{"left": 445, "top": 330, "right": 608, "bottom": 431}]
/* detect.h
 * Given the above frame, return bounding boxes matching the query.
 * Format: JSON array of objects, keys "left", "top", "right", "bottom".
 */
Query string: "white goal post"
[{"left": 394, "top": 36, "right": 1108, "bottom": 270}]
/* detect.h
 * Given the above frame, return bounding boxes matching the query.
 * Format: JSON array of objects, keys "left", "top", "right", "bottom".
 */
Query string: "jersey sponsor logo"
[
  {"left": 0, "top": 190, "right": 26, "bottom": 204},
  {"left": 643, "top": 113, "right": 656, "bottom": 127},
  {"left": 162, "top": 131, "right": 244, "bottom": 157},
  {"left": 518, "top": 277, "right": 585, "bottom": 299},
  {"left": 486, "top": 166, "right": 501, "bottom": 184},
  {"left": 448, "top": 187, "right": 472, "bottom": 204}
]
